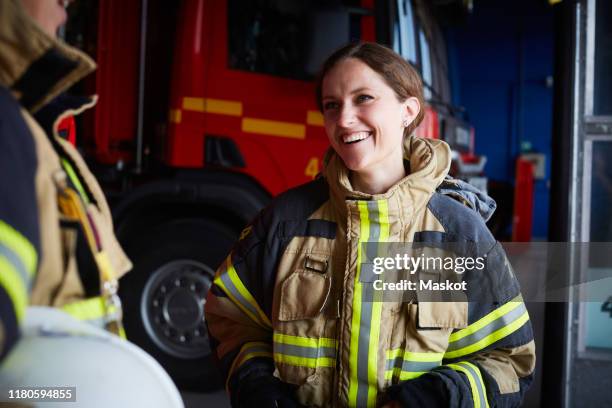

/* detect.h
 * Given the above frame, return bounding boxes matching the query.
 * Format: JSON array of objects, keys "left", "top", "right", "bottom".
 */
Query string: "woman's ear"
[{"left": 403, "top": 96, "right": 421, "bottom": 126}]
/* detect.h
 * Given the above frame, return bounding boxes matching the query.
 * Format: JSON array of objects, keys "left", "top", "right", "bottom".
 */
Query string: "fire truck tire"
[{"left": 118, "top": 218, "right": 237, "bottom": 391}]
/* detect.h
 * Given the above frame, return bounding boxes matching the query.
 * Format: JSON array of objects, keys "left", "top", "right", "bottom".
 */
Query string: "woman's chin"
[{"left": 341, "top": 157, "right": 371, "bottom": 173}]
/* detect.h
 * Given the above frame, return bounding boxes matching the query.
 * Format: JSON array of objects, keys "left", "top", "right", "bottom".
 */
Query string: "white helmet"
[{"left": 0, "top": 307, "right": 184, "bottom": 408}]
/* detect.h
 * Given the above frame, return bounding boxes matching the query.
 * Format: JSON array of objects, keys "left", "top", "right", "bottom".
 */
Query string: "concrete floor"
[{"left": 181, "top": 390, "right": 230, "bottom": 408}]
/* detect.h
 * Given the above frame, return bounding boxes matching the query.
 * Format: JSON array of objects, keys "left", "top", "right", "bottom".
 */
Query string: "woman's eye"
[
  {"left": 356, "top": 94, "right": 373, "bottom": 103},
  {"left": 323, "top": 101, "right": 339, "bottom": 111}
]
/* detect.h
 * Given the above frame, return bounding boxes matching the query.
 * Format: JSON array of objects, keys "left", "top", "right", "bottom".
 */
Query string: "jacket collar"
[
  {"left": 323, "top": 136, "right": 451, "bottom": 222},
  {"left": 0, "top": 0, "right": 96, "bottom": 113}
]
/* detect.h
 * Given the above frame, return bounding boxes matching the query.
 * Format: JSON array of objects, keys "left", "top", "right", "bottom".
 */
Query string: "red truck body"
[{"left": 88, "top": 0, "right": 448, "bottom": 195}]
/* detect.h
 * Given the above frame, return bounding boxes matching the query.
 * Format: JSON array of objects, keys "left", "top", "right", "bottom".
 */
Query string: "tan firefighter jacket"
[
  {"left": 0, "top": 0, "right": 131, "bottom": 355},
  {"left": 206, "top": 135, "right": 535, "bottom": 407}
]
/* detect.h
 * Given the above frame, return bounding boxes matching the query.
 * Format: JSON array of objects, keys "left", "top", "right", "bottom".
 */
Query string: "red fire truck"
[{"left": 67, "top": 0, "right": 480, "bottom": 388}]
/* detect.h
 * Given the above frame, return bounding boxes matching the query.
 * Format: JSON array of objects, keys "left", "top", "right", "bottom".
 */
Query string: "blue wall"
[{"left": 446, "top": 0, "right": 554, "bottom": 239}]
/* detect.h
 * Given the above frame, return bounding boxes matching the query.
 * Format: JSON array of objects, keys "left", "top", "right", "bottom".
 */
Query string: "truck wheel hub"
[{"left": 141, "top": 259, "right": 214, "bottom": 359}]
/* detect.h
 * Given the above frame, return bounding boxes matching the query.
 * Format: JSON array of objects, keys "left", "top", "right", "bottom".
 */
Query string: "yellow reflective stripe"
[
  {"left": 213, "top": 275, "right": 260, "bottom": 327},
  {"left": 386, "top": 348, "right": 400, "bottom": 360},
  {"left": 61, "top": 158, "right": 89, "bottom": 205},
  {"left": 0, "top": 256, "right": 28, "bottom": 321},
  {"left": 213, "top": 256, "right": 272, "bottom": 329},
  {"left": 444, "top": 311, "right": 530, "bottom": 359},
  {"left": 462, "top": 361, "right": 489, "bottom": 408},
  {"left": 358, "top": 201, "right": 370, "bottom": 242},
  {"left": 0, "top": 221, "right": 37, "bottom": 322},
  {"left": 225, "top": 258, "right": 271, "bottom": 328},
  {"left": 449, "top": 295, "right": 523, "bottom": 342},
  {"left": 273, "top": 332, "right": 336, "bottom": 349},
  {"left": 319, "top": 337, "right": 337, "bottom": 348},
  {"left": 367, "top": 200, "right": 388, "bottom": 407},
  {"left": 0, "top": 220, "right": 37, "bottom": 276},
  {"left": 61, "top": 296, "right": 124, "bottom": 338},
  {"left": 384, "top": 370, "right": 428, "bottom": 381},
  {"left": 273, "top": 353, "right": 335, "bottom": 368},
  {"left": 273, "top": 333, "right": 337, "bottom": 371},
  {"left": 447, "top": 362, "right": 489, "bottom": 408},
  {"left": 447, "top": 363, "right": 481, "bottom": 408},
  {"left": 226, "top": 342, "right": 273, "bottom": 392},
  {"left": 386, "top": 349, "right": 445, "bottom": 362},
  {"left": 348, "top": 201, "right": 369, "bottom": 407},
  {"left": 62, "top": 296, "right": 107, "bottom": 320},
  {"left": 385, "top": 364, "right": 441, "bottom": 382},
  {"left": 398, "top": 371, "right": 426, "bottom": 381}
]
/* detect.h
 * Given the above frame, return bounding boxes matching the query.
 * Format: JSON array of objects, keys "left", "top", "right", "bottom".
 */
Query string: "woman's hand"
[{"left": 235, "top": 375, "right": 302, "bottom": 408}]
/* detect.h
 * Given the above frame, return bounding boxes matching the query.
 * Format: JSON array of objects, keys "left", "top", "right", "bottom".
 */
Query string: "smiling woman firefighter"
[{"left": 205, "top": 43, "right": 535, "bottom": 408}]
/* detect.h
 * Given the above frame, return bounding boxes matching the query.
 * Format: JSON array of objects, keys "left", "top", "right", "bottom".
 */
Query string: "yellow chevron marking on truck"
[
  {"left": 176, "top": 98, "right": 318, "bottom": 139},
  {"left": 182, "top": 97, "right": 243, "bottom": 116},
  {"left": 242, "top": 118, "right": 305, "bottom": 139},
  {"left": 306, "top": 110, "right": 324, "bottom": 126}
]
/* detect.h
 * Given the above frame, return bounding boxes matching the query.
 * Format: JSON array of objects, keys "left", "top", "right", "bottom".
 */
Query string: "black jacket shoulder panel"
[
  {"left": 426, "top": 192, "right": 495, "bottom": 245},
  {"left": 264, "top": 176, "right": 330, "bottom": 223},
  {"left": 0, "top": 85, "right": 40, "bottom": 359},
  {"left": 0, "top": 86, "right": 40, "bottom": 255}
]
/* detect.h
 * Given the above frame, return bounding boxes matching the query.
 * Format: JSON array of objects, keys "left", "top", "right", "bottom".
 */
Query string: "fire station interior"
[{"left": 7, "top": 0, "right": 612, "bottom": 407}]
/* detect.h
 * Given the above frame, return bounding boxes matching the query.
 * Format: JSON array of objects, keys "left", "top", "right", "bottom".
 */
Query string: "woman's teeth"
[{"left": 343, "top": 132, "right": 371, "bottom": 144}]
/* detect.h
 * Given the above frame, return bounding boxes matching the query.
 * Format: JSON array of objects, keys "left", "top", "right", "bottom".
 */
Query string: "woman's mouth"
[{"left": 342, "top": 131, "right": 372, "bottom": 144}]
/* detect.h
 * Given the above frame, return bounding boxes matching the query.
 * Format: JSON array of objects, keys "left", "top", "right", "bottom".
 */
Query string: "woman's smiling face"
[{"left": 321, "top": 58, "right": 418, "bottom": 175}]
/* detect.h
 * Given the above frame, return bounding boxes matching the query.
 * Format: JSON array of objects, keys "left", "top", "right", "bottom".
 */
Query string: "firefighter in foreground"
[
  {"left": 205, "top": 42, "right": 536, "bottom": 407},
  {"left": 0, "top": 4, "right": 177, "bottom": 407},
  {"left": 0, "top": 0, "right": 131, "bottom": 360}
]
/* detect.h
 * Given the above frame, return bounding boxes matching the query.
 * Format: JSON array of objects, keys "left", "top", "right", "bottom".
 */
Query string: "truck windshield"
[{"left": 228, "top": 0, "right": 362, "bottom": 80}]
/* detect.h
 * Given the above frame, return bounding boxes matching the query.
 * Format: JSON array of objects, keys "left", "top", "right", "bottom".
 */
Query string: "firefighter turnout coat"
[
  {"left": 0, "top": 0, "right": 131, "bottom": 357},
  {"left": 206, "top": 136, "right": 536, "bottom": 407}
]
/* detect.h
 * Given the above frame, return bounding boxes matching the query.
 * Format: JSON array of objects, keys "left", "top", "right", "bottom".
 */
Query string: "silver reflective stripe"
[
  {"left": 218, "top": 272, "right": 261, "bottom": 322},
  {"left": 274, "top": 342, "right": 336, "bottom": 359},
  {"left": 0, "top": 243, "right": 30, "bottom": 290},
  {"left": 386, "top": 359, "right": 441, "bottom": 373},
  {"left": 447, "top": 302, "right": 528, "bottom": 352},
  {"left": 457, "top": 362, "right": 487, "bottom": 408},
  {"left": 355, "top": 201, "right": 381, "bottom": 408}
]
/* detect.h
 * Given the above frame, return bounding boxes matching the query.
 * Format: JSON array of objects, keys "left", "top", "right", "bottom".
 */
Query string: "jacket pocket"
[
  {"left": 384, "top": 301, "right": 467, "bottom": 386},
  {"left": 274, "top": 254, "right": 336, "bottom": 392},
  {"left": 278, "top": 269, "right": 331, "bottom": 321},
  {"left": 415, "top": 269, "right": 468, "bottom": 329},
  {"left": 416, "top": 301, "right": 468, "bottom": 329},
  {"left": 384, "top": 269, "right": 468, "bottom": 386}
]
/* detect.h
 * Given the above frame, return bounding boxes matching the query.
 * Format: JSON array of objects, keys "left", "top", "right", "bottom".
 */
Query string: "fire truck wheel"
[{"left": 119, "top": 218, "right": 237, "bottom": 391}]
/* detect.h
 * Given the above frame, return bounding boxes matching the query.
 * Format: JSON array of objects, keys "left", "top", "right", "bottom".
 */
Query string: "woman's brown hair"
[{"left": 315, "top": 42, "right": 425, "bottom": 137}]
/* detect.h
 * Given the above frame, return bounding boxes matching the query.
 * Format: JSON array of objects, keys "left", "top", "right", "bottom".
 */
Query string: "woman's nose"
[{"left": 337, "top": 104, "right": 357, "bottom": 127}]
